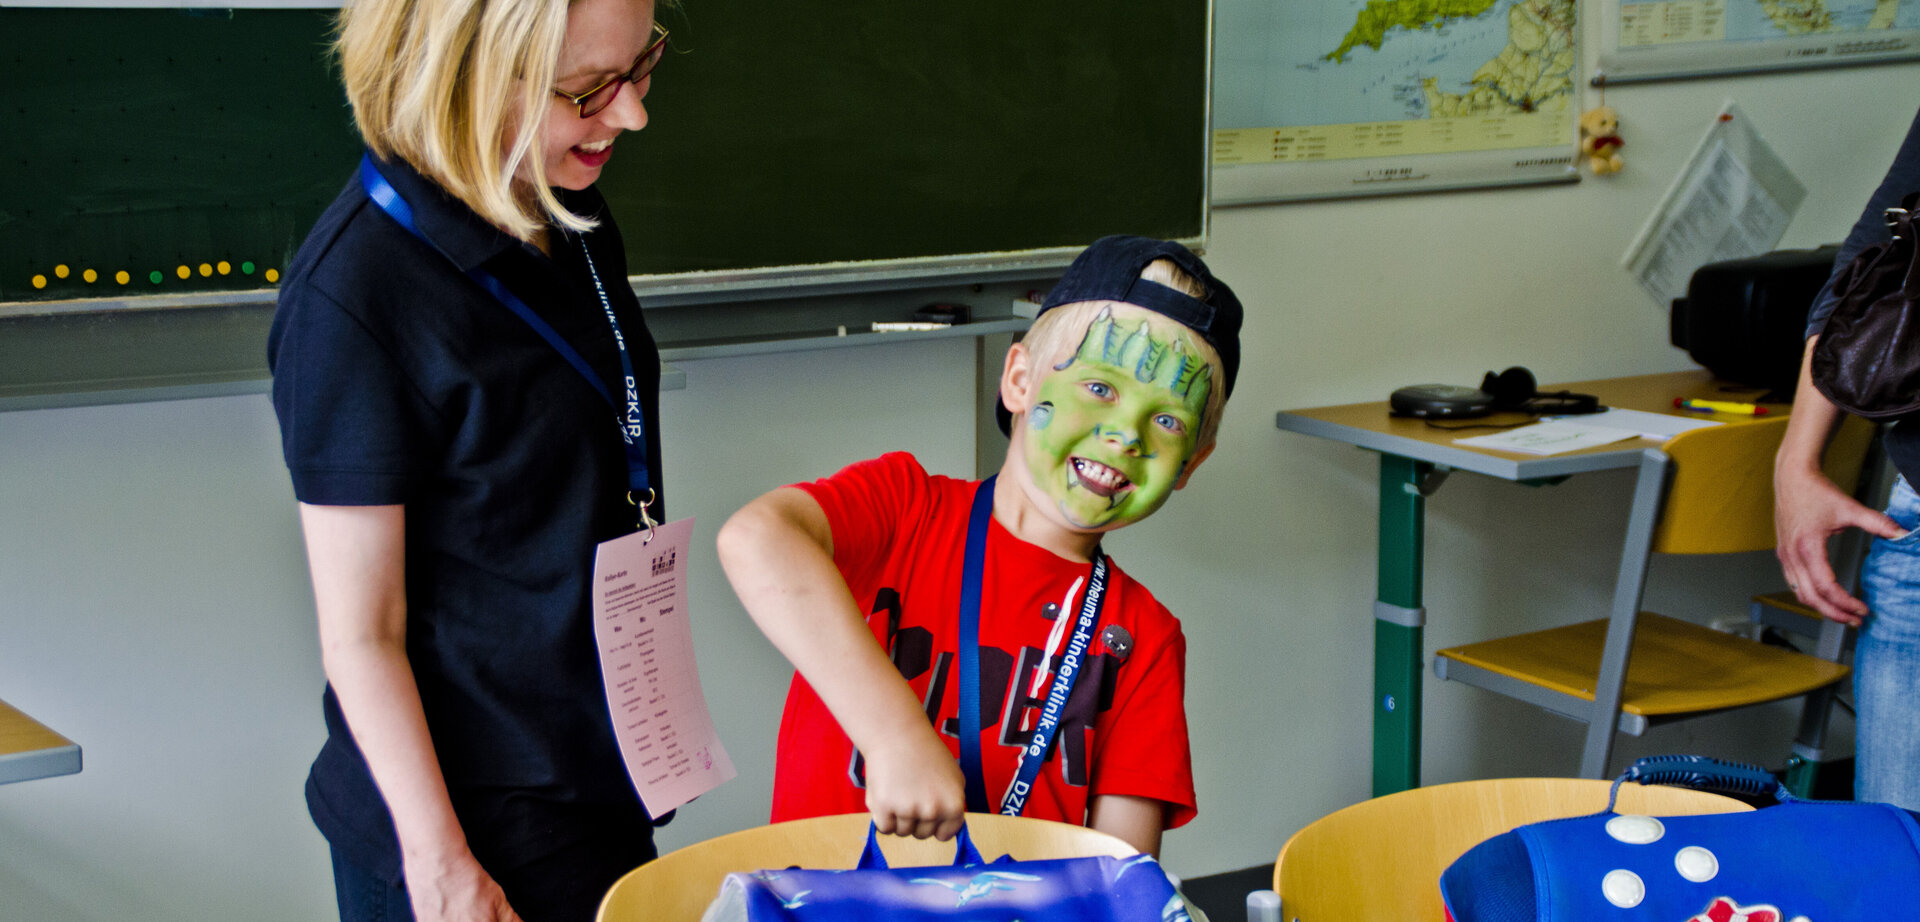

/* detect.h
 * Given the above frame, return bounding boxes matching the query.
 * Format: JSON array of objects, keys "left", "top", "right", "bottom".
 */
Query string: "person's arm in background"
[
  {"left": 1774, "top": 339, "right": 1904, "bottom": 625},
  {"left": 717, "top": 487, "right": 968, "bottom": 841},
  {"left": 1775, "top": 104, "right": 1920, "bottom": 625},
  {"left": 300, "top": 503, "right": 524, "bottom": 922}
]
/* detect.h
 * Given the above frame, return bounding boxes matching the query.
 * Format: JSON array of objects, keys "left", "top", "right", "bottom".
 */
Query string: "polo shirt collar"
[{"left": 364, "top": 151, "right": 525, "bottom": 273}]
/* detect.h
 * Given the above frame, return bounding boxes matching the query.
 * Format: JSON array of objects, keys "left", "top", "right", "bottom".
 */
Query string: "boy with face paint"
[{"left": 719, "top": 236, "right": 1241, "bottom": 858}]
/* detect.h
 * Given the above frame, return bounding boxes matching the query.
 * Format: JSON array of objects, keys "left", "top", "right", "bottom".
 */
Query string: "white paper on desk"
[
  {"left": 1454, "top": 420, "right": 1640, "bottom": 455},
  {"left": 592, "top": 517, "right": 735, "bottom": 817},
  {"left": 1547, "top": 407, "right": 1722, "bottom": 441}
]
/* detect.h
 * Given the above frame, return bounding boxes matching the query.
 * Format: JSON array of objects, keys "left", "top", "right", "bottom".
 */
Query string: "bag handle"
[
  {"left": 1884, "top": 199, "right": 1920, "bottom": 298},
  {"left": 1608, "top": 754, "right": 1790, "bottom": 811},
  {"left": 856, "top": 821, "right": 986, "bottom": 871}
]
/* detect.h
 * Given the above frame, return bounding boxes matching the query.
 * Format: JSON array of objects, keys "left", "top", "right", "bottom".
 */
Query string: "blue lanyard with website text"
[
  {"left": 958, "top": 475, "right": 1108, "bottom": 816},
  {"left": 358, "top": 154, "right": 655, "bottom": 528}
]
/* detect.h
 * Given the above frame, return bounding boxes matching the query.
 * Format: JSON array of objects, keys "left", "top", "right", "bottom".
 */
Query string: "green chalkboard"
[{"left": 2, "top": 4, "right": 1207, "bottom": 304}]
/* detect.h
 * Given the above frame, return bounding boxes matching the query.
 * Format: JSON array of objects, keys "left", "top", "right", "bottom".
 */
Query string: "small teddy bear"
[{"left": 1580, "top": 106, "right": 1624, "bottom": 175}]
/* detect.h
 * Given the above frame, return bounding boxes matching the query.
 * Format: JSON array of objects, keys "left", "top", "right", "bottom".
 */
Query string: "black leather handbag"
[{"left": 1810, "top": 190, "right": 1920, "bottom": 419}]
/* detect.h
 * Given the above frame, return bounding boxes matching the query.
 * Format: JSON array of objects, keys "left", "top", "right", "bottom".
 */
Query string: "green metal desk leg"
[
  {"left": 1375, "top": 454, "right": 1430, "bottom": 795},
  {"left": 1783, "top": 755, "right": 1819, "bottom": 798}
]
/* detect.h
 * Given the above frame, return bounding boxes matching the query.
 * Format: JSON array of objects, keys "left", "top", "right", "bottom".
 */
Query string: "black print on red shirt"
[{"left": 848, "top": 586, "right": 1119, "bottom": 791}]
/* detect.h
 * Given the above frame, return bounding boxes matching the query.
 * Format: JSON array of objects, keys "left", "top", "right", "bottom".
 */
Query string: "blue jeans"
[{"left": 1857, "top": 475, "right": 1920, "bottom": 809}]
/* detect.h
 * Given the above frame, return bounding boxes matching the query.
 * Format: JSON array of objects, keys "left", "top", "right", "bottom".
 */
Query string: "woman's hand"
[
  {"left": 1775, "top": 463, "right": 1901, "bottom": 626},
  {"left": 403, "top": 849, "right": 525, "bottom": 922},
  {"left": 861, "top": 729, "right": 969, "bottom": 841}
]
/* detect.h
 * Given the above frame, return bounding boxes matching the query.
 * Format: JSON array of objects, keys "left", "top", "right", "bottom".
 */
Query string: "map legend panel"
[{"left": 1216, "top": 112, "right": 1571, "bottom": 164}]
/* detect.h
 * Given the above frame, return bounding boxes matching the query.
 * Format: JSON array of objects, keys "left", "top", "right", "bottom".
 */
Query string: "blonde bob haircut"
[
  {"left": 336, "top": 0, "right": 584, "bottom": 242},
  {"left": 1019, "top": 258, "right": 1229, "bottom": 450}
]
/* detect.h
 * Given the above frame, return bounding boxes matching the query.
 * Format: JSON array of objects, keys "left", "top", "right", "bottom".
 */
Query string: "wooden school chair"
[
  {"left": 596, "top": 812, "right": 1138, "bottom": 922},
  {"left": 1271, "top": 777, "right": 1751, "bottom": 921},
  {"left": 1433, "top": 414, "right": 1867, "bottom": 780}
]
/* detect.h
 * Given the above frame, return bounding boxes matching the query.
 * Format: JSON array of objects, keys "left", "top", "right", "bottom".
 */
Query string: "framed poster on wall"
[{"left": 1594, "top": 0, "right": 1920, "bottom": 83}]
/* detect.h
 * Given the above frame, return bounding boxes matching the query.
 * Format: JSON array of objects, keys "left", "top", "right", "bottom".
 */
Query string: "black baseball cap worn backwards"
[{"left": 998, "top": 234, "right": 1243, "bottom": 436}]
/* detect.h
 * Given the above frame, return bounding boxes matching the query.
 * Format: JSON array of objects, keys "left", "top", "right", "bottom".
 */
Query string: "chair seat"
[
  {"left": 1752, "top": 590, "right": 1822, "bottom": 621},
  {"left": 1436, "top": 612, "right": 1849, "bottom": 717}
]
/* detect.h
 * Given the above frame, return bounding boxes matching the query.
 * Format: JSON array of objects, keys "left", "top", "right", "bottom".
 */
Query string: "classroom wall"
[{"left": 3, "top": 60, "right": 1918, "bottom": 921}]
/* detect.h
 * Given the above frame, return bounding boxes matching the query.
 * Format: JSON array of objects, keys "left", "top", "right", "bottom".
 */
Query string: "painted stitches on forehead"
[{"left": 1054, "top": 306, "right": 1214, "bottom": 415}]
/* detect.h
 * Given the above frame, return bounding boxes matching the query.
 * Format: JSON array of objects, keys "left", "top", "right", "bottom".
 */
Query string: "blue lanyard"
[
  {"left": 956, "top": 475, "right": 1107, "bottom": 816},
  {"left": 357, "top": 154, "right": 654, "bottom": 526}
]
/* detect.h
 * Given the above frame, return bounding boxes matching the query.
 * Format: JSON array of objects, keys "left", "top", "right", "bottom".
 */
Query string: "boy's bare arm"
[
  {"left": 717, "top": 487, "right": 968, "bottom": 841},
  {"left": 1086, "top": 793, "right": 1166, "bottom": 857}
]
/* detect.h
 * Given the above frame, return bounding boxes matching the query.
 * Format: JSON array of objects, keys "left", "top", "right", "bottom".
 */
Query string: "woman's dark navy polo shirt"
[{"left": 268, "top": 155, "right": 663, "bottom": 885}]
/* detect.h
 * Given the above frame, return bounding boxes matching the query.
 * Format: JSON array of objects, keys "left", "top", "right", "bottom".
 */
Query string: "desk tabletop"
[
  {"left": 1275, "top": 370, "right": 1785, "bottom": 481},
  {"left": 0, "top": 696, "right": 80, "bottom": 784}
]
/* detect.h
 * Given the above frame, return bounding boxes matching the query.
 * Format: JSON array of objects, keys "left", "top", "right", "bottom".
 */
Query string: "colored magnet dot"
[
  {"left": 1674, "top": 846, "right": 1718, "bottom": 882},
  {"left": 1600, "top": 869, "right": 1644, "bottom": 909},
  {"left": 240, "top": 261, "right": 256, "bottom": 275},
  {"left": 83, "top": 268, "right": 98, "bottom": 283},
  {"left": 198, "top": 263, "right": 213, "bottom": 277},
  {"left": 150, "top": 270, "right": 164, "bottom": 284},
  {"left": 217, "top": 261, "right": 231, "bottom": 275},
  {"left": 1604, "top": 815, "right": 1664, "bottom": 845},
  {"left": 32, "top": 274, "right": 47, "bottom": 289},
  {"left": 265, "top": 268, "right": 280, "bottom": 283},
  {"left": 116, "top": 270, "right": 131, "bottom": 285},
  {"left": 54, "top": 264, "right": 70, "bottom": 279},
  {"left": 176, "top": 265, "right": 191, "bottom": 280}
]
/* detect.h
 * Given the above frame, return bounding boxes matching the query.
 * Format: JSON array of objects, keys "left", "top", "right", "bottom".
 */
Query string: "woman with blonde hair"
[{"left": 268, "top": 0, "right": 675, "bottom": 918}]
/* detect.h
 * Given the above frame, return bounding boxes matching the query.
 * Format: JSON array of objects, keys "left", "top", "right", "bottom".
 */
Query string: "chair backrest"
[
  {"left": 1272, "top": 777, "right": 1751, "bottom": 921},
  {"left": 597, "top": 812, "right": 1138, "bottom": 922},
  {"left": 1653, "top": 414, "right": 1875, "bottom": 555}
]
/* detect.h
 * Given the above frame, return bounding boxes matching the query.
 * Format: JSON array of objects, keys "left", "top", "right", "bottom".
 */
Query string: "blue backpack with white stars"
[
  {"left": 700, "top": 822, "right": 1190, "bottom": 922},
  {"left": 1440, "top": 756, "right": 1920, "bottom": 922}
]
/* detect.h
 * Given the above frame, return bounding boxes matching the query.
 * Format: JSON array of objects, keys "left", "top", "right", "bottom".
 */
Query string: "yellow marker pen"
[{"left": 1674, "top": 397, "right": 1768, "bottom": 416}]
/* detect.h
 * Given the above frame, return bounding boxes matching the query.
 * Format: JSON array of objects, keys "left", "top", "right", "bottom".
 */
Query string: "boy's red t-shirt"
[{"left": 771, "top": 451, "right": 1196, "bottom": 829}]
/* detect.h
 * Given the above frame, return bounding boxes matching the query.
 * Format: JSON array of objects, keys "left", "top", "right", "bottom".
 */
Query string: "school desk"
[
  {"left": 1274, "top": 370, "right": 1787, "bottom": 795},
  {"left": 0, "top": 695, "right": 80, "bottom": 784}
]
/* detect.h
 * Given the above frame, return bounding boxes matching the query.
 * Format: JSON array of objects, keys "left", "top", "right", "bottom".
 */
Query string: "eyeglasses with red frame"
[{"left": 552, "top": 23, "right": 669, "bottom": 119}]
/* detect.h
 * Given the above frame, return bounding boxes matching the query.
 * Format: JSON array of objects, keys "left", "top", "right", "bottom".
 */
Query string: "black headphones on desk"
[
  {"left": 1479, "top": 366, "right": 1602, "bottom": 415},
  {"left": 1389, "top": 367, "right": 1601, "bottom": 419}
]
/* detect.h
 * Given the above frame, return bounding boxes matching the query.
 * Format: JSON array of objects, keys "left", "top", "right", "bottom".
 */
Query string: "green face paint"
[{"left": 1021, "top": 304, "right": 1215, "bottom": 530}]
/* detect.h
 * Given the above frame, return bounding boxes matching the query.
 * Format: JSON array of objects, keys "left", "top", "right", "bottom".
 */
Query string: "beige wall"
[{"left": 3, "top": 62, "right": 1917, "bottom": 920}]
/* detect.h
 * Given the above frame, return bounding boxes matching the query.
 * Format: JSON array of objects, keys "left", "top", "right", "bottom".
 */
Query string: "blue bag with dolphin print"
[{"left": 701, "top": 822, "right": 1190, "bottom": 922}]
